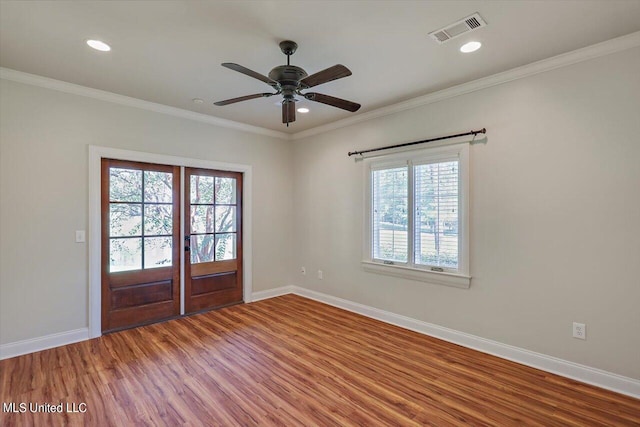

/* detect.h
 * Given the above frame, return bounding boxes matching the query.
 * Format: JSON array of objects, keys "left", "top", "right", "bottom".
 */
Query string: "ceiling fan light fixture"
[
  {"left": 460, "top": 41, "right": 481, "bottom": 53},
  {"left": 86, "top": 39, "right": 111, "bottom": 52},
  {"left": 297, "top": 107, "right": 309, "bottom": 113}
]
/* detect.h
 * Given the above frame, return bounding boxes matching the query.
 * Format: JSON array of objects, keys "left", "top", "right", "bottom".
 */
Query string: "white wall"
[
  {"left": 292, "top": 47, "right": 640, "bottom": 380},
  {"left": 0, "top": 80, "right": 294, "bottom": 344},
  {"left": 1, "top": 43, "right": 639, "bottom": 383}
]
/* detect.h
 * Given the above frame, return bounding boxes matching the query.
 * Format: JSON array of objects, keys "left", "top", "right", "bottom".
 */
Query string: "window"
[{"left": 364, "top": 144, "right": 470, "bottom": 288}]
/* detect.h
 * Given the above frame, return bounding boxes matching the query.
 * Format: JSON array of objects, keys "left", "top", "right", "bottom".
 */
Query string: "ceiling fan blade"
[
  {"left": 300, "top": 65, "right": 352, "bottom": 89},
  {"left": 303, "top": 92, "right": 361, "bottom": 112},
  {"left": 214, "top": 93, "right": 274, "bottom": 106},
  {"left": 221, "top": 63, "right": 278, "bottom": 87},
  {"left": 282, "top": 101, "right": 296, "bottom": 125}
]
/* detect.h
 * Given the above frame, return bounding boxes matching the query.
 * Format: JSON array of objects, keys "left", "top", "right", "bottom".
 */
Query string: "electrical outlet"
[
  {"left": 317, "top": 270, "right": 323, "bottom": 280},
  {"left": 301, "top": 266, "right": 306, "bottom": 275},
  {"left": 573, "top": 322, "right": 586, "bottom": 340}
]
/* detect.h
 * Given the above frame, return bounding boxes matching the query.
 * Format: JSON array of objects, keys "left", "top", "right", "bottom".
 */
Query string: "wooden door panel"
[
  {"left": 188, "top": 285, "right": 242, "bottom": 312},
  {"left": 101, "top": 159, "right": 180, "bottom": 332},
  {"left": 191, "top": 272, "right": 237, "bottom": 295},
  {"left": 110, "top": 280, "right": 173, "bottom": 309},
  {"left": 106, "top": 301, "right": 177, "bottom": 331},
  {"left": 185, "top": 168, "right": 243, "bottom": 313}
]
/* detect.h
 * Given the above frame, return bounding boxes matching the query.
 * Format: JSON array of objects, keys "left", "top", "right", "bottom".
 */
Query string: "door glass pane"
[
  {"left": 110, "top": 168, "right": 142, "bottom": 202},
  {"left": 144, "top": 171, "right": 173, "bottom": 203},
  {"left": 108, "top": 164, "right": 177, "bottom": 273},
  {"left": 144, "top": 237, "right": 173, "bottom": 268},
  {"left": 190, "top": 175, "right": 214, "bottom": 204},
  {"left": 215, "top": 206, "right": 236, "bottom": 232},
  {"left": 110, "top": 238, "right": 142, "bottom": 272},
  {"left": 190, "top": 205, "right": 215, "bottom": 234},
  {"left": 144, "top": 205, "right": 173, "bottom": 236},
  {"left": 215, "top": 233, "right": 236, "bottom": 260},
  {"left": 110, "top": 204, "right": 142, "bottom": 237},
  {"left": 191, "top": 234, "right": 215, "bottom": 264},
  {"left": 215, "top": 177, "right": 236, "bottom": 204}
]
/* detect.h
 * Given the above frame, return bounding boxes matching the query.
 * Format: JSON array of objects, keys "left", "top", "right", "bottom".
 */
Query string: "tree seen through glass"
[
  {"left": 372, "top": 161, "right": 459, "bottom": 269},
  {"left": 109, "top": 168, "right": 173, "bottom": 272},
  {"left": 414, "top": 161, "right": 458, "bottom": 268},
  {"left": 190, "top": 176, "right": 237, "bottom": 264}
]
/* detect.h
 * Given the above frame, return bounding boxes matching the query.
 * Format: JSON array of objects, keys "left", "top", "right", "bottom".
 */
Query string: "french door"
[
  {"left": 101, "top": 159, "right": 180, "bottom": 332},
  {"left": 101, "top": 160, "right": 243, "bottom": 332},
  {"left": 185, "top": 168, "right": 243, "bottom": 313}
]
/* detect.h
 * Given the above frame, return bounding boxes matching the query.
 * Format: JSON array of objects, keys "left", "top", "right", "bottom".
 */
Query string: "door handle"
[{"left": 184, "top": 235, "right": 190, "bottom": 251}]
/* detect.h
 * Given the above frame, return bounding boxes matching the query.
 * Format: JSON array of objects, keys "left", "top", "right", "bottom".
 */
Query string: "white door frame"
[{"left": 88, "top": 146, "right": 253, "bottom": 338}]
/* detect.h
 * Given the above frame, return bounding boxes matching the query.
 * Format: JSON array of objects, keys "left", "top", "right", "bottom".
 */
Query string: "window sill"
[{"left": 361, "top": 261, "right": 471, "bottom": 289}]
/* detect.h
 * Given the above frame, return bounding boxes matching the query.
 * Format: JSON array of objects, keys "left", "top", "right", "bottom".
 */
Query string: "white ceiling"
[{"left": 2, "top": 1, "right": 640, "bottom": 134}]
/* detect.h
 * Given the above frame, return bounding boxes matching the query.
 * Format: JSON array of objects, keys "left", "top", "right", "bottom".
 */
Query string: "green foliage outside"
[
  {"left": 189, "top": 176, "right": 236, "bottom": 264},
  {"left": 109, "top": 169, "right": 174, "bottom": 272},
  {"left": 373, "top": 162, "right": 459, "bottom": 268},
  {"left": 108, "top": 169, "right": 237, "bottom": 272}
]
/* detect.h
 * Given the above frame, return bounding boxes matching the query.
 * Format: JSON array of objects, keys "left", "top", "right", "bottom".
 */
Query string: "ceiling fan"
[{"left": 214, "top": 40, "right": 361, "bottom": 126}]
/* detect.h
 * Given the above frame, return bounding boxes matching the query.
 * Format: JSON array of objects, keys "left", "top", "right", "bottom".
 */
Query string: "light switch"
[{"left": 75, "top": 230, "right": 86, "bottom": 243}]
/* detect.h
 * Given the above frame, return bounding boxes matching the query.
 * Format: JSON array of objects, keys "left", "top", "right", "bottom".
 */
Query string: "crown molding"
[
  {"left": 292, "top": 30, "right": 640, "bottom": 141},
  {"left": 0, "top": 67, "right": 290, "bottom": 140},
  {"left": 3, "top": 31, "right": 639, "bottom": 143}
]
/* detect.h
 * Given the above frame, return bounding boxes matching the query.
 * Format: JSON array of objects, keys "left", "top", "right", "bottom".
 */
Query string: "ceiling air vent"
[{"left": 429, "top": 13, "right": 487, "bottom": 44}]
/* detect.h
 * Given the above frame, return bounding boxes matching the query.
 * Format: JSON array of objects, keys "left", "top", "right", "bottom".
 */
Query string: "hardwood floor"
[{"left": 1, "top": 295, "right": 638, "bottom": 426}]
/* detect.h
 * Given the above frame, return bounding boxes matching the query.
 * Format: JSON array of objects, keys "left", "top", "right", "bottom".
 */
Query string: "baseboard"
[
  {"left": 250, "top": 285, "right": 295, "bottom": 302},
  {"left": 289, "top": 286, "right": 640, "bottom": 399},
  {"left": 3, "top": 289, "right": 638, "bottom": 399},
  {"left": 0, "top": 328, "right": 89, "bottom": 360}
]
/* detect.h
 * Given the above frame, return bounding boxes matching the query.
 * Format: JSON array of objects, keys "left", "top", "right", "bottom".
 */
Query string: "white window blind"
[
  {"left": 414, "top": 161, "right": 459, "bottom": 269},
  {"left": 365, "top": 144, "right": 469, "bottom": 286},
  {"left": 372, "top": 166, "right": 408, "bottom": 262}
]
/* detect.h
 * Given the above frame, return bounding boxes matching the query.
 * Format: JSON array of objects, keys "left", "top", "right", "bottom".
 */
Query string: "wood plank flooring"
[{"left": 1, "top": 294, "right": 638, "bottom": 426}]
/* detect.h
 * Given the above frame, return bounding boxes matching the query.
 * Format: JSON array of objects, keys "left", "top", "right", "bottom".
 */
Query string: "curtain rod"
[{"left": 347, "top": 128, "right": 486, "bottom": 157}]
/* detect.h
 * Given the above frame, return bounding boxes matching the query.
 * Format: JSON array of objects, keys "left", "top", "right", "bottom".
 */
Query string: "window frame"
[{"left": 363, "top": 143, "right": 471, "bottom": 289}]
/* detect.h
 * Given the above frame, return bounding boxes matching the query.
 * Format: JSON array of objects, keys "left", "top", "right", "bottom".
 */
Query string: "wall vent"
[{"left": 429, "top": 13, "right": 487, "bottom": 44}]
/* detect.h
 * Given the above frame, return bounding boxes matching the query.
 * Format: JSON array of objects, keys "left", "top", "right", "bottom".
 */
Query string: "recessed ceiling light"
[
  {"left": 192, "top": 98, "right": 204, "bottom": 104},
  {"left": 86, "top": 39, "right": 111, "bottom": 52},
  {"left": 460, "top": 41, "right": 481, "bottom": 53},
  {"left": 297, "top": 107, "right": 309, "bottom": 113}
]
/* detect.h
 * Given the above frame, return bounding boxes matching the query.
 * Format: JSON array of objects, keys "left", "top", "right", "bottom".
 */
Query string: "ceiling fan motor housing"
[{"left": 269, "top": 65, "right": 307, "bottom": 88}]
